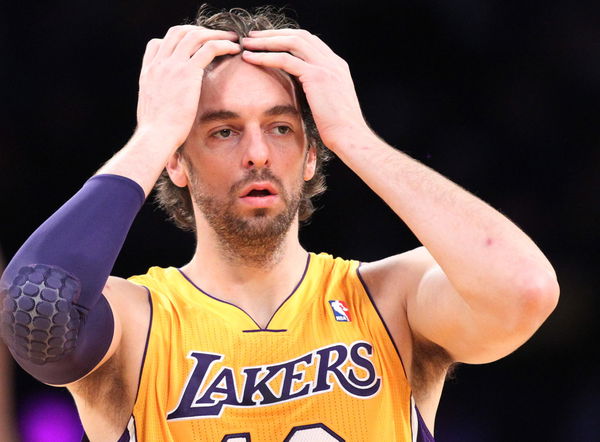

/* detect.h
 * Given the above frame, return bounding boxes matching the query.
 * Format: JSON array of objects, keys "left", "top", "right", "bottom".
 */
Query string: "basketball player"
[{"left": 0, "top": 6, "right": 559, "bottom": 441}]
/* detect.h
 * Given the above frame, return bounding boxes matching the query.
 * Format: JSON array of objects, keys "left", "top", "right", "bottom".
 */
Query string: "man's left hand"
[{"left": 241, "top": 29, "right": 369, "bottom": 151}]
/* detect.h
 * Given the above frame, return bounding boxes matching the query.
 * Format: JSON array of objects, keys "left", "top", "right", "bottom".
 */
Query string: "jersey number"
[{"left": 222, "top": 423, "right": 344, "bottom": 441}]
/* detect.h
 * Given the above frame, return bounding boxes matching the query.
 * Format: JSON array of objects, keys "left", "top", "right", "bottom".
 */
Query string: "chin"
[{"left": 250, "top": 208, "right": 269, "bottom": 217}]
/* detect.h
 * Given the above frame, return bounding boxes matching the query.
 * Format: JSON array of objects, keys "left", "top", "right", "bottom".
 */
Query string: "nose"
[{"left": 242, "top": 127, "right": 271, "bottom": 169}]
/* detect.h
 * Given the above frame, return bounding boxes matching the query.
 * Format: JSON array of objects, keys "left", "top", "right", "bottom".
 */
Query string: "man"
[{"left": 0, "top": 6, "right": 559, "bottom": 441}]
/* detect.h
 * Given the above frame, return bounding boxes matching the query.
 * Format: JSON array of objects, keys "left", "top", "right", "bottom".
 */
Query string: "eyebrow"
[
  {"left": 198, "top": 105, "right": 299, "bottom": 123},
  {"left": 264, "top": 104, "right": 300, "bottom": 117}
]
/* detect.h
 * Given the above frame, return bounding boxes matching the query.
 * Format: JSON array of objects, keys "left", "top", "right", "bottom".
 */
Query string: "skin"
[{"left": 59, "top": 26, "right": 559, "bottom": 441}]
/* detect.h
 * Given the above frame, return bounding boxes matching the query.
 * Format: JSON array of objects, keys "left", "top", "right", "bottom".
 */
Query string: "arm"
[
  {"left": 0, "top": 27, "right": 240, "bottom": 385},
  {"left": 241, "top": 30, "right": 559, "bottom": 364}
]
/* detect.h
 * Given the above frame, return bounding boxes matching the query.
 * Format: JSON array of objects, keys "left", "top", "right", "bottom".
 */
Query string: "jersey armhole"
[
  {"left": 81, "top": 287, "right": 152, "bottom": 442},
  {"left": 356, "top": 263, "right": 436, "bottom": 441},
  {"left": 355, "top": 262, "right": 409, "bottom": 381},
  {"left": 126, "top": 286, "right": 153, "bottom": 439}
]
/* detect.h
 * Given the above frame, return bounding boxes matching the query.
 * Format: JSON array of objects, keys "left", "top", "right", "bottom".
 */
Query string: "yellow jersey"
[{"left": 125, "top": 252, "right": 428, "bottom": 441}]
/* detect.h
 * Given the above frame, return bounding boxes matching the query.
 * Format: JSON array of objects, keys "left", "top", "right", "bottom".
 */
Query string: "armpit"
[
  {"left": 410, "top": 335, "right": 455, "bottom": 401},
  {"left": 68, "top": 350, "right": 133, "bottom": 433}
]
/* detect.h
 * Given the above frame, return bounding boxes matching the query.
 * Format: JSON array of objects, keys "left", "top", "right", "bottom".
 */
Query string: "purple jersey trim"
[
  {"left": 416, "top": 405, "right": 435, "bottom": 441},
  {"left": 222, "top": 433, "right": 251, "bottom": 441},
  {"left": 128, "top": 287, "right": 152, "bottom": 440},
  {"left": 177, "top": 253, "right": 311, "bottom": 331},
  {"left": 117, "top": 430, "right": 130, "bottom": 442},
  {"left": 262, "top": 253, "right": 310, "bottom": 329},
  {"left": 132, "top": 287, "right": 153, "bottom": 404},
  {"left": 355, "top": 263, "right": 408, "bottom": 379},
  {"left": 356, "top": 263, "right": 436, "bottom": 440},
  {"left": 177, "top": 269, "right": 261, "bottom": 329},
  {"left": 84, "top": 288, "right": 151, "bottom": 442},
  {"left": 242, "top": 328, "right": 287, "bottom": 333}
]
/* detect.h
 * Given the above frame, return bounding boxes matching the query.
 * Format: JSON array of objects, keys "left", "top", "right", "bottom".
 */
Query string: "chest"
[
  {"left": 133, "top": 278, "right": 413, "bottom": 441},
  {"left": 154, "top": 293, "right": 382, "bottom": 409}
]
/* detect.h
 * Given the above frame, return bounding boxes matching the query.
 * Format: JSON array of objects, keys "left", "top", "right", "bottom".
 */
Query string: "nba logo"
[{"left": 329, "top": 300, "right": 351, "bottom": 322}]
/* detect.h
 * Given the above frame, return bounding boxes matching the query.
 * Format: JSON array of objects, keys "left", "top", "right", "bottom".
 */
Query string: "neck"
[{"left": 180, "top": 218, "right": 308, "bottom": 327}]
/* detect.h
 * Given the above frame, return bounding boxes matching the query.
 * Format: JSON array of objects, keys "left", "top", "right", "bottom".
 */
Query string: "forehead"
[{"left": 199, "top": 56, "right": 299, "bottom": 115}]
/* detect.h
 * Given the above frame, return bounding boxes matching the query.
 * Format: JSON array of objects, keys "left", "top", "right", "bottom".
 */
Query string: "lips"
[
  {"left": 238, "top": 182, "right": 280, "bottom": 208},
  {"left": 239, "top": 182, "right": 279, "bottom": 198}
]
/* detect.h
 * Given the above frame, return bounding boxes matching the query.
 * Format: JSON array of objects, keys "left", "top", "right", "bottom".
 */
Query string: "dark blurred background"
[{"left": 1, "top": 0, "right": 598, "bottom": 441}]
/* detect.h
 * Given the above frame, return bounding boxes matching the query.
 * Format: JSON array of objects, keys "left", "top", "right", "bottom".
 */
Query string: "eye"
[
  {"left": 270, "top": 125, "right": 292, "bottom": 135},
  {"left": 212, "top": 128, "right": 235, "bottom": 139}
]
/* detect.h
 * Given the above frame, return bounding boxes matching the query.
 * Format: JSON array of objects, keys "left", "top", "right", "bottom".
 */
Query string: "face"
[{"left": 167, "top": 56, "right": 316, "bottom": 256}]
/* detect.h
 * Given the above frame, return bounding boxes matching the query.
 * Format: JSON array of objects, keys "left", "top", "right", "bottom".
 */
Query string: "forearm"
[
  {"left": 332, "top": 129, "right": 558, "bottom": 307},
  {"left": 0, "top": 175, "right": 144, "bottom": 384},
  {"left": 96, "top": 128, "right": 180, "bottom": 197}
]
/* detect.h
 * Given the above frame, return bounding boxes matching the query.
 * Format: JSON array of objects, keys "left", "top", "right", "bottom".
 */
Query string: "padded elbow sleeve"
[
  {"left": 3, "top": 265, "right": 83, "bottom": 365},
  {"left": 0, "top": 174, "right": 144, "bottom": 384}
]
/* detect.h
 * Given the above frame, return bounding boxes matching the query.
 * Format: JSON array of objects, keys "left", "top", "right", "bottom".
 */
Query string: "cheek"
[{"left": 187, "top": 147, "right": 236, "bottom": 182}]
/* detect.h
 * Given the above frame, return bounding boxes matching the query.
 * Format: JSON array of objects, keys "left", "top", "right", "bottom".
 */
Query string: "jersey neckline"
[{"left": 176, "top": 253, "right": 312, "bottom": 331}]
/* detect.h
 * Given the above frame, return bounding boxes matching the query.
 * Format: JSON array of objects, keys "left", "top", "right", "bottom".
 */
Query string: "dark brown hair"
[{"left": 154, "top": 5, "right": 331, "bottom": 232}]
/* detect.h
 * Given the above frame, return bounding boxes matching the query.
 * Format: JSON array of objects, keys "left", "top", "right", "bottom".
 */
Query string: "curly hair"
[{"left": 154, "top": 4, "right": 331, "bottom": 232}]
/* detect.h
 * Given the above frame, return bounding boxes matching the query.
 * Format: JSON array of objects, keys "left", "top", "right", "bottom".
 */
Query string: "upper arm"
[
  {"left": 365, "top": 246, "right": 548, "bottom": 366},
  {"left": 65, "top": 276, "right": 149, "bottom": 386}
]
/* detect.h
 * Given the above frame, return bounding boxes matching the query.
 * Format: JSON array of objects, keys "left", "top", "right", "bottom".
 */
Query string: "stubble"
[{"left": 189, "top": 168, "right": 302, "bottom": 267}]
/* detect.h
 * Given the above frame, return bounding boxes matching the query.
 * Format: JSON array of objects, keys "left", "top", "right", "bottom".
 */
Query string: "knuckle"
[
  {"left": 188, "top": 28, "right": 208, "bottom": 39},
  {"left": 202, "top": 39, "right": 218, "bottom": 50},
  {"left": 311, "top": 65, "right": 329, "bottom": 81},
  {"left": 165, "top": 25, "right": 181, "bottom": 36},
  {"left": 310, "top": 34, "right": 324, "bottom": 44},
  {"left": 282, "top": 54, "right": 296, "bottom": 69},
  {"left": 146, "top": 38, "right": 161, "bottom": 49},
  {"left": 286, "top": 35, "right": 300, "bottom": 45},
  {"left": 203, "top": 39, "right": 231, "bottom": 51},
  {"left": 337, "top": 56, "right": 349, "bottom": 69},
  {"left": 165, "top": 24, "right": 192, "bottom": 37}
]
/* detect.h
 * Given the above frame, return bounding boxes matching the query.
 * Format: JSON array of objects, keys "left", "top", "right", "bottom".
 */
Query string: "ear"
[
  {"left": 166, "top": 150, "right": 189, "bottom": 188},
  {"left": 303, "top": 145, "right": 317, "bottom": 181}
]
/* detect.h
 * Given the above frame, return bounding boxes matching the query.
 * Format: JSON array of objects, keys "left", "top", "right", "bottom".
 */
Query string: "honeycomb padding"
[{"left": 1, "top": 264, "right": 85, "bottom": 365}]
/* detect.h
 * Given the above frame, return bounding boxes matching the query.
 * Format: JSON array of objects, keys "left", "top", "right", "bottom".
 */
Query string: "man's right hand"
[
  {"left": 136, "top": 26, "right": 240, "bottom": 150},
  {"left": 96, "top": 26, "right": 240, "bottom": 196}
]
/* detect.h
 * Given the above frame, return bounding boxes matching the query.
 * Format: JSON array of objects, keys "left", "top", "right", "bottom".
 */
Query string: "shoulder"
[
  {"left": 358, "top": 246, "right": 436, "bottom": 304},
  {"left": 357, "top": 248, "right": 452, "bottom": 406},
  {"left": 102, "top": 275, "right": 150, "bottom": 324},
  {"left": 126, "top": 266, "right": 182, "bottom": 295}
]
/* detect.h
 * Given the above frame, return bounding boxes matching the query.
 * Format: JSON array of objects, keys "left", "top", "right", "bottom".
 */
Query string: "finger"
[
  {"left": 247, "top": 29, "right": 332, "bottom": 59},
  {"left": 241, "top": 50, "right": 308, "bottom": 78},
  {"left": 155, "top": 25, "right": 202, "bottom": 59},
  {"left": 141, "top": 38, "right": 161, "bottom": 71},
  {"left": 173, "top": 29, "right": 239, "bottom": 60},
  {"left": 241, "top": 35, "right": 321, "bottom": 63},
  {"left": 248, "top": 28, "right": 311, "bottom": 37},
  {"left": 190, "top": 40, "right": 242, "bottom": 69}
]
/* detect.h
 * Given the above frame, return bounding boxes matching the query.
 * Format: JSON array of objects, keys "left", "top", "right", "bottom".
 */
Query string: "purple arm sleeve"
[{"left": 0, "top": 174, "right": 145, "bottom": 384}]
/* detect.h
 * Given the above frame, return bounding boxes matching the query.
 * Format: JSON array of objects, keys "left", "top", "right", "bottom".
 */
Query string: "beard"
[{"left": 189, "top": 168, "right": 303, "bottom": 267}]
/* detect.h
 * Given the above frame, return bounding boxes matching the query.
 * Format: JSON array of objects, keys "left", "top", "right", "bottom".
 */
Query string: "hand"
[
  {"left": 241, "top": 29, "right": 370, "bottom": 151},
  {"left": 136, "top": 26, "right": 241, "bottom": 149}
]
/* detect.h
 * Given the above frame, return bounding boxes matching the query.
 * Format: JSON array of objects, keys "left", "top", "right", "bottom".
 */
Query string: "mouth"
[
  {"left": 246, "top": 189, "right": 273, "bottom": 197},
  {"left": 239, "top": 182, "right": 280, "bottom": 208},
  {"left": 239, "top": 182, "right": 279, "bottom": 198}
]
